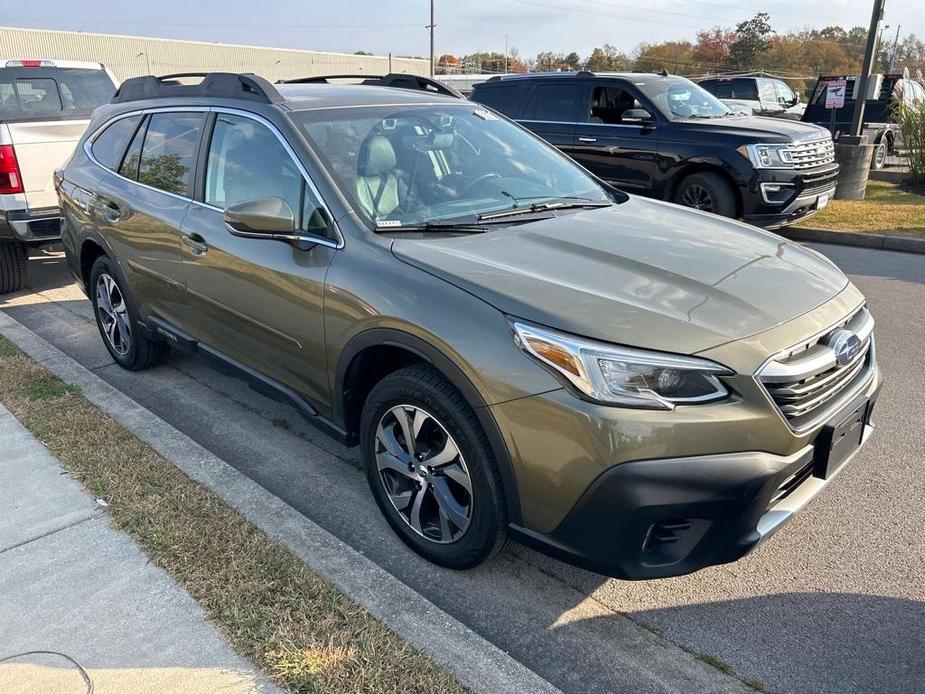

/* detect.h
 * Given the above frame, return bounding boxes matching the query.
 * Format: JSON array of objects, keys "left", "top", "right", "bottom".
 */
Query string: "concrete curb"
[
  {"left": 781, "top": 226, "right": 925, "bottom": 255},
  {"left": 0, "top": 311, "right": 561, "bottom": 694}
]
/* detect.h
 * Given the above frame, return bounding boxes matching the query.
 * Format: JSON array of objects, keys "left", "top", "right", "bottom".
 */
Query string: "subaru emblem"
[{"left": 827, "top": 329, "right": 862, "bottom": 367}]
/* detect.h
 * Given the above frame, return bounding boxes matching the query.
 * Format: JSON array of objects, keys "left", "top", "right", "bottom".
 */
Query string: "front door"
[
  {"left": 180, "top": 111, "right": 338, "bottom": 410},
  {"left": 570, "top": 82, "right": 659, "bottom": 194}
]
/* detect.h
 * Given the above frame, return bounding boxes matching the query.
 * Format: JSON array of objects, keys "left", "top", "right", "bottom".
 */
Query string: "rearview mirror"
[
  {"left": 225, "top": 197, "right": 296, "bottom": 237},
  {"left": 622, "top": 108, "right": 653, "bottom": 124}
]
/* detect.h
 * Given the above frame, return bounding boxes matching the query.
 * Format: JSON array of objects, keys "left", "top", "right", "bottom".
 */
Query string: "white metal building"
[{"left": 0, "top": 26, "right": 429, "bottom": 82}]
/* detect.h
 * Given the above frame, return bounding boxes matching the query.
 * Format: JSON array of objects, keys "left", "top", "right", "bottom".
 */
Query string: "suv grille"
[
  {"left": 757, "top": 307, "right": 875, "bottom": 430},
  {"left": 788, "top": 138, "right": 836, "bottom": 170}
]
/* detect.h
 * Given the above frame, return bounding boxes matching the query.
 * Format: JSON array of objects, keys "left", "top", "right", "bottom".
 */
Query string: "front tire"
[
  {"left": 674, "top": 172, "right": 737, "bottom": 218},
  {"left": 89, "top": 256, "right": 171, "bottom": 371},
  {"left": 0, "top": 241, "right": 27, "bottom": 295},
  {"left": 361, "top": 365, "right": 507, "bottom": 569}
]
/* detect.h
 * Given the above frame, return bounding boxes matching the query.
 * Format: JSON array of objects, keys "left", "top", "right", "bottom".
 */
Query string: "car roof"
[
  {"left": 478, "top": 71, "right": 686, "bottom": 87},
  {"left": 276, "top": 83, "right": 465, "bottom": 111},
  {"left": 1, "top": 58, "right": 108, "bottom": 70}
]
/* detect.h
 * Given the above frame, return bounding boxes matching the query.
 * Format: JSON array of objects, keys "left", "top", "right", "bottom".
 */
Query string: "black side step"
[{"left": 145, "top": 316, "right": 350, "bottom": 445}]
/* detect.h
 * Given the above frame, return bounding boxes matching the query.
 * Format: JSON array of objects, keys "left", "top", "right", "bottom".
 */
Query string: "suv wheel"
[
  {"left": 360, "top": 365, "right": 507, "bottom": 569},
  {"left": 0, "top": 241, "right": 27, "bottom": 295},
  {"left": 872, "top": 141, "right": 888, "bottom": 170},
  {"left": 674, "top": 172, "right": 737, "bottom": 218},
  {"left": 90, "top": 256, "right": 171, "bottom": 370}
]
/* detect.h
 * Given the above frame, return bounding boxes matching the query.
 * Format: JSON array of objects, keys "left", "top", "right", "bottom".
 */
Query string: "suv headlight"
[
  {"left": 740, "top": 143, "right": 794, "bottom": 169},
  {"left": 512, "top": 321, "right": 733, "bottom": 410}
]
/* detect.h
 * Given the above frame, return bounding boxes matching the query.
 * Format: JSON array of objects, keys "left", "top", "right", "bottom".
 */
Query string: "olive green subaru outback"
[{"left": 56, "top": 73, "right": 880, "bottom": 579}]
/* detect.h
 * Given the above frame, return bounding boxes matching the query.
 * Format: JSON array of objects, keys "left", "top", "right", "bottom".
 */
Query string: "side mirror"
[
  {"left": 622, "top": 108, "right": 654, "bottom": 124},
  {"left": 790, "top": 91, "right": 801, "bottom": 106},
  {"left": 225, "top": 197, "right": 296, "bottom": 238}
]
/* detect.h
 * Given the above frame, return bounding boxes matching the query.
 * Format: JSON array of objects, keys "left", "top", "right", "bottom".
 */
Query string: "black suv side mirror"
[
  {"left": 622, "top": 108, "right": 654, "bottom": 125},
  {"left": 225, "top": 197, "right": 297, "bottom": 238}
]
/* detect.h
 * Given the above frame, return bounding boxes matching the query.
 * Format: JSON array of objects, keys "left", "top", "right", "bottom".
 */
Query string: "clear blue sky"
[{"left": 3, "top": 0, "right": 921, "bottom": 59}]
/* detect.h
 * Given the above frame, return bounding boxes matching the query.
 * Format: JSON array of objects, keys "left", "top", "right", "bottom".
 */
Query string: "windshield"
[
  {"left": 639, "top": 79, "right": 732, "bottom": 120},
  {"left": 292, "top": 105, "right": 610, "bottom": 227},
  {"left": 0, "top": 68, "right": 116, "bottom": 122}
]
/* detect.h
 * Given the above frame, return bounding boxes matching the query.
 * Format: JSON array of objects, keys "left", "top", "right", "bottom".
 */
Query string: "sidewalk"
[{"left": 0, "top": 404, "right": 278, "bottom": 694}]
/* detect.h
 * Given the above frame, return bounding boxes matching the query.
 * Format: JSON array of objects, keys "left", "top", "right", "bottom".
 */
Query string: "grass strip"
[
  {"left": 0, "top": 335, "right": 464, "bottom": 694},
  {"left": 803, "top": 180, "right": 925, "bottom": 236}
]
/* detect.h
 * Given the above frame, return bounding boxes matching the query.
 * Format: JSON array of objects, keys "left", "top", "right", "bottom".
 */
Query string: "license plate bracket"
[
  {"left": 816, "top": 193, "right": 830, "bottom": 210},
  {"left": 814, "top": 400, "right": 868, "bottom": 478}
]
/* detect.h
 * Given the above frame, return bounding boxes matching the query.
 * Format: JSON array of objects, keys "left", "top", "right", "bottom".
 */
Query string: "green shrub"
[{"left": 895, "top": 101, "right": 925, "bottom": 183}]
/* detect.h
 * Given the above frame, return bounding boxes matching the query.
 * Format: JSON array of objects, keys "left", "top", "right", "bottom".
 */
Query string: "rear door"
[
  {"left": 517, "top": 81, "right": 580, "bottom": 154},
  {"left": 570, "top": 80, "right": 659, "bottom": 193},
  {"left": 85, "top": 109, "right": 204, "bottom": 326},
  {"left": 0, "top": 66, "right": 117, "bottom": 211},
  {"left": 179, "top": 110, "right": 338, "bottom": 409}
]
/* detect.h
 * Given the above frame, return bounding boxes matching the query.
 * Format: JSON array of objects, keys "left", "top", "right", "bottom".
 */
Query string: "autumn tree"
[
  {"left": 585, "top": 45, "right": 630, "bottom": 72},
  {"left": 730, "top": 12, "right": 773, "bottom": 69}
]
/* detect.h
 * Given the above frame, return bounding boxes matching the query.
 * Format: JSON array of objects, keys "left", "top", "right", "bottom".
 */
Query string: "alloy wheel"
[
  {"left": 875, "top": 143, "right": 887, "bottom": 169},
  {"left": 95, "top": 273, "right": 132, "bottom": 356},
  {"left": 680, "top": 183, "right": 714, "bottom": 212},
  {"left": 375, "top": 404, "right": 473, "bottom": 543}
]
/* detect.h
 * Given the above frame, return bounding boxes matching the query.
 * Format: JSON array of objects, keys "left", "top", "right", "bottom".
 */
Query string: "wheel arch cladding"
[{"left": 336, "top": 328, "right": 523, "bottom": 525}]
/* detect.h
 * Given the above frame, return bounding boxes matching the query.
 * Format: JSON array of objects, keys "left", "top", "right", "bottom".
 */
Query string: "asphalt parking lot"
[{"left": 2, "top": 242, "right": 923, "bottom": 694}]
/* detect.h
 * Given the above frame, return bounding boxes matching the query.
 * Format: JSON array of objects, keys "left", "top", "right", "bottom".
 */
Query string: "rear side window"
[
  {"left": 137, "top": 112, "right": 205, "bottom": 197},
  {"left": 522, "top": 83, "right": 580, "bottom": 122},
  {"left": 91, "top": 115, "right": 142, "bottom": 171},
  {"left": 0, "top": 68, "right": 115, "bottom": 122},
  {"left": 470, "top": 84, "right": 524, "bottom": 117},
  {"left": 119, "top": 115, "right": 148, "bottom": 180}
]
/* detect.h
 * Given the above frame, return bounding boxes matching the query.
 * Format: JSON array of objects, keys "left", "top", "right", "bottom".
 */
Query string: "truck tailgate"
[{"left": 5, "top": 119, "right": 90, "bottom": 210}]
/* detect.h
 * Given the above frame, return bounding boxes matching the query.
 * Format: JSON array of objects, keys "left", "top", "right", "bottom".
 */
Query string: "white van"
[{"left": 1, "top": 59, "right": 118, "bottom": 293}]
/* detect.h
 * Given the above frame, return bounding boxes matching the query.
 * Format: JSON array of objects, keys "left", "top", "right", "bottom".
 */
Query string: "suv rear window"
[
  {"left": 0, "top": 68, "right": 115, "bottom": 122},
  {"left": 137, "top": 112, "right": 205, "bottom": 197},
  {"left": 701, "top": 78, "right": 759, "bottom": 101},
  {"left": 469, "top": 83, "right": 527, "bottom": 117}
]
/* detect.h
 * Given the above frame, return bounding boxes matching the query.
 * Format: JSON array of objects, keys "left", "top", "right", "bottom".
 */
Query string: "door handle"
[
  {"left": 578, "top": 137, "right": 598, "bottom": 143},
  {"left": 181, "top": 232, "right": 209, "bottom": 255},
  {"left": 100, "top": 199, "right": 123, "bottom": 223}
]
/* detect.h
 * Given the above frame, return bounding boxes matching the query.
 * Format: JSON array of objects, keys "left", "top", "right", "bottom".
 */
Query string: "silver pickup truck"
[{"left": 1, "top": 59, "right": 117, "bottom": 293}]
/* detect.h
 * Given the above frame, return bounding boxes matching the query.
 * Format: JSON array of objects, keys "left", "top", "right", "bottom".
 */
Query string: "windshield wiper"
[
  {"left": 477, "top": 198, "right": 611, "bottom": 222},
  {"left": 376, "top": 220, "right": 488, "bottom": 234}
]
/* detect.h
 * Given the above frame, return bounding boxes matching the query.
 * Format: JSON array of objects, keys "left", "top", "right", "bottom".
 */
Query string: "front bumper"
[
  {"left": 742, "top": 165, "right": 839, "bottom": 230},
  {"left": 509, "top": 370, "right": 880, "bottom": 580},
  {"left": 0, "top": 207, "right": 63, "bottom": 243}
]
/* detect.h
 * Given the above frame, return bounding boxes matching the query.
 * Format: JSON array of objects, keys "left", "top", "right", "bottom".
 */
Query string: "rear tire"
[
  {"left": 361, "top": 365, "right": 508, "bottom": 570},
  {"left": 674, "top": 172, "right": 737, "bottom": 218},
  {"left": 0, "top": 241, "right": 27, "bottom": 295},
  {"left": 89, "top": 256, "right": 171, "bottom": 371}
]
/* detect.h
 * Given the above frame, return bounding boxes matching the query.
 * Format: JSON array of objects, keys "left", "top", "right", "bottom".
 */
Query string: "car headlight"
[
  {"left": 740, "top": 143, "right": 794, "bottom": 169},
  {"left": 512, "top": 322, "right": 733, "bottom": 410}
]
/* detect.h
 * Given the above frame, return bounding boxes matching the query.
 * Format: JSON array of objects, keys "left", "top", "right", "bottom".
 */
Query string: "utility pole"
[
  {"left": 836, "top": 0, "right": 886, "bottom": 201},
  {"left": 849, "top": 0, "right": 885, "bottom": 138},
  {"left": 888, "top": 24, "right": 901, "bottom": 72},
  {"left": 505, "top": 34, "right": 509, "bottom": 74},
  {"left": 428, "top": 0, "right": 435, "bottom": 77}
]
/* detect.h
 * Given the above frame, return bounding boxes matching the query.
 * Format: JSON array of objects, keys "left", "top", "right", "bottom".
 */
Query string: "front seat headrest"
[{"left": 360, "top": 135, "right": 397, "bottom": 177}]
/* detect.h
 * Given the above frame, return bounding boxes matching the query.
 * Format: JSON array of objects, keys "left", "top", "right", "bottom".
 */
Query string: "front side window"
[
  {"left": 588, "top": 85, "right": 642, "bottom": 124},
  {"left": 137, "top": 112, "right": 204, "bottom": 197},
  {"left": 758, "top": 80, "right": 777, "bottom": 104},
  {"left": 205, "top": 113, "right": 329, "bottom": 234},
  {"left": 774, "top": 81, "right": 795, "bottom": 105},
  {"left": 91, "top": 114, "right": 142, "bottom": 171},
  {"left": 294, "top": 104, "right": 610, "bottom": 227}
]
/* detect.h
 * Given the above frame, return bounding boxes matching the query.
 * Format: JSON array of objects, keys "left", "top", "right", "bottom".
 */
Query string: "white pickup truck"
[{"left": 1, "top": 59, "right": 118, "bottom": 293}]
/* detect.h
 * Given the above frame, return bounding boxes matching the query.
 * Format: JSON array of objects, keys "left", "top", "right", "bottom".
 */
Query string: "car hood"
[
  {"left": 672, "top": 115, "right": 830, "bottom": 143},
  {"left": 391, "top": 197, "right": 849, "bottom": 354}
]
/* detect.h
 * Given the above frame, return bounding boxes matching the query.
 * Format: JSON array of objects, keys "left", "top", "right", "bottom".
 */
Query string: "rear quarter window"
[
  {"left": 91, "top": 115, "right": 143, "bottom": 171},
  {"left": 0, "top": 68, "right": 116, "bottom": 122},
  {"left": 522, "top": 83, "right": 580, "bottom": 122}
]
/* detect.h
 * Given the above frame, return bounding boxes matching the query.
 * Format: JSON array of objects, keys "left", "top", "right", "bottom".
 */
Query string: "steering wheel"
[
  {"left": 462, "top": 172, "right": 503, "bottom": 194},
  {"left": 671, "top": 102, "right": 694, "bottom": 118}
]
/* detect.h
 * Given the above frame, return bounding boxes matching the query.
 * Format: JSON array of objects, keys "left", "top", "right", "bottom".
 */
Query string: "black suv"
[{"left": 471, "top": 71, "right": 839, "bottom": 229}]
